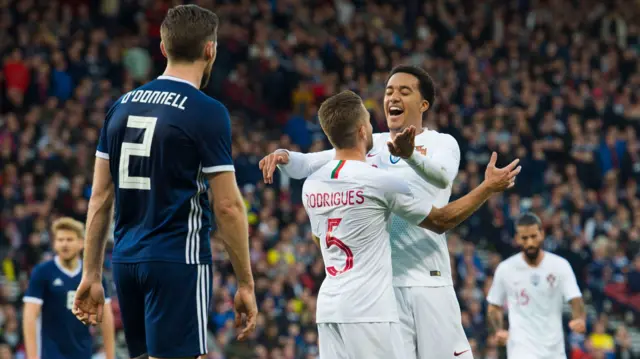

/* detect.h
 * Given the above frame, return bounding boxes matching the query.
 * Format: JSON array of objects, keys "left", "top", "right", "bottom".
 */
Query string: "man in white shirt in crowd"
[
  {"left": 487, "top": 212, "right": 586, "bottom": 359},
  {"left": 260, "top": 65, "right": 473, "bottom": 358}
]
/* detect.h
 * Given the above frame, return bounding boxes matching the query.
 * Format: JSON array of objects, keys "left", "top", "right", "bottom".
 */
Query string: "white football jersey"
[
  {"left": 283, "top": 129, "right": 460, "bottom": 287},
  {"left": 486, "top": 252, "right": 582, "bottom": 358},
  {"left": 303, "top": 160, "right": 433, "bottom": 324}
]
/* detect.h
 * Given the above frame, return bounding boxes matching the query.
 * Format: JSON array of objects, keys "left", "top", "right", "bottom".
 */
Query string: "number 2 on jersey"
[
  {"left": 119, "top": 115, "right": 157, "bottom": 190},
  {"left": 325, "top": 218, "right": 354, "bottom": 276}
]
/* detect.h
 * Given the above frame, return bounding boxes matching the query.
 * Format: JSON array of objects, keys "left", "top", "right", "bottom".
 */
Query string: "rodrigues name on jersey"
[{"left": 95, "top": 76, "right": 234, "bottom": 265}]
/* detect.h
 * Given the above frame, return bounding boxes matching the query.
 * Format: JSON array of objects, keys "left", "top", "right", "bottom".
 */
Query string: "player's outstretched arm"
[
  {"left": 419, "top": 152, "right": 520, "bottom": 233},
  {"left": 259, "top": 149, "right": 335, "bottom": 183},
  {"left": 207, "top": 171, "right": 257, "bottom": 340},
  {"left": 22, "top": 302, "right": 41, "bottom": 359},
  {"left": 387, "top": 126, "right": 460, "bottom": 189}
]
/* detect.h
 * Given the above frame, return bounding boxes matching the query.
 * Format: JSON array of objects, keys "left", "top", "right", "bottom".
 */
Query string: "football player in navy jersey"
[
  {"left": 22, "top": 217, "right": 115, "bottom": 359},
  {"left": 72, "top": 5, "right": 257, "bottom": 359}
]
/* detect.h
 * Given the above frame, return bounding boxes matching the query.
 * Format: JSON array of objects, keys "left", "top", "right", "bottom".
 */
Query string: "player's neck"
[
  {"left": 334, "top": 148, "right": 366, "bottom": 162},
  {"left": 389, "top": 125, "right": 425, "bottom": 139},
  {"left": 162, "top": 63, "right": 204, "bottom": 89},
  {"left": 58, "top": 256, "right": 80, "bottom": 271},
  {"left": 522, "top": 250, "right": 545, "bottom": 267}
]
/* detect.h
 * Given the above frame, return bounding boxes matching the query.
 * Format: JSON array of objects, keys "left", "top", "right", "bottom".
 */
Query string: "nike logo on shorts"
[{"left": 454, "top": 350, "right": 469, "bottom": 356}]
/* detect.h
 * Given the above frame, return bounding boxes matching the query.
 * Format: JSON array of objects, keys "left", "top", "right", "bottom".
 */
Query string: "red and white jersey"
[
  {"left": 486, "top": 252, "right": 582, "bottom": 358},
  {"left": 303, "top": 160, "right": 432, "bottom": 323},
  {"left": 282, "top": 129, "right": 460, "bottom": 287}
]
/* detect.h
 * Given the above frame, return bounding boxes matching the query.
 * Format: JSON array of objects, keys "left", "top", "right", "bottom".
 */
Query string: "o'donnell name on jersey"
[
  {"left": 121, "top": 89, "right": 188, "bottom": 110},
  {"left": 305, "top": 190, "right": 365, "bottom": 208}
]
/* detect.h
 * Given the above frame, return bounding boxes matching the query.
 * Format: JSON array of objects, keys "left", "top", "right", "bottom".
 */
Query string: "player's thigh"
[
  {"left": 393, "top": 287, "right": 418, "bottom": 359},
  {"left": 140, "top": 262, "right": 212, "bottom": 358},
  {"left": 318, "top": 323, "right": 349, "bottom": 359},
  {"left": 410, "top": 286, "right": 473, "bottom": 359},
  {"left": 507, "top": 346, "right": 538, "bottom": 359},
  {"left": 340, "top": 322, "right": 405, "bottom": 359},
  {"left": 113, "top": 263, "right": 147, "bottom": 358}
]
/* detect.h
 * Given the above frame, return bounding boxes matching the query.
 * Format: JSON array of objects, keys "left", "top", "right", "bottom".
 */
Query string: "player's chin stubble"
[{"left": 524, "top": 247, "right": 540, "bottom": 261}]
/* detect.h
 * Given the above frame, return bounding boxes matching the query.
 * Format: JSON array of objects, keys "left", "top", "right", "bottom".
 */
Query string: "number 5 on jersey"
[{"left": 325, "top": 218, "right": 353, "bottom": 276}]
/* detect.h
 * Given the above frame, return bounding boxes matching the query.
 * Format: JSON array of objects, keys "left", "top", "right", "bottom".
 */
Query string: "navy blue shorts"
[{"left": 112, "top": 262, "right": 212, "bottom": 358}]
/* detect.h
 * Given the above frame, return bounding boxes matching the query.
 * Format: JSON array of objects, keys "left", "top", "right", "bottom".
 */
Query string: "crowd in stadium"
[{"left": 1, "top": 0, "right": 640, "bottom": 358}]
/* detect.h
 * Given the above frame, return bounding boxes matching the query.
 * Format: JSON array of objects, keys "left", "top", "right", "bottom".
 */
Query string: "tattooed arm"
[
  {"left": 487, "top": 304, "right": 505, "bottom": 334},
  {"left": 563, "top": 260, "right": 586, "bottom": 333},
  {"left": 570, "top": 297, "right": 586, "bottom": 320},
  {"left": 568, "top": 297, "right": 586, "bottom": 333}
]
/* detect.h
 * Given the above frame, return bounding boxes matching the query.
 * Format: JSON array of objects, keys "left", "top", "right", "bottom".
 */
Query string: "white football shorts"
[
  {"left": 317, "top": 322, "right": 405, "bottom": 359},
  {"left": 394, "top": 286, "right": 474, "bottom": 359}
]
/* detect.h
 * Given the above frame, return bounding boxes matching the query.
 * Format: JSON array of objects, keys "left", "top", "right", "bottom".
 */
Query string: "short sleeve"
[
  {"left": 102, "top": 276, "right": 112, "bottom": 303},
  {"left": 95, "top": 99, "right": 120, "bottom": 160},
  {"left": 561, "top": 260, "right": 582, "bottom": 302},
  {"left": 196, "top": 101, "right": 234, "bottom": 174},
  {"left": 382, "top": 175, "right": 432, "bottom": 225},
  {"left": 23, "top": 266, "right": 46, "bottom": 305},
  {"left": 486, "top": 264, "right": 507, "bottom": 306}
]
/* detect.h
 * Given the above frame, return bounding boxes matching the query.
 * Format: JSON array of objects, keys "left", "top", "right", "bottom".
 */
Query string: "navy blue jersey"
[
  {"left": 23, "top": 258, "right": 111, "bottom": 359},
  {"left": 96, "top": 76, "right": 234, "bottom": 265}
]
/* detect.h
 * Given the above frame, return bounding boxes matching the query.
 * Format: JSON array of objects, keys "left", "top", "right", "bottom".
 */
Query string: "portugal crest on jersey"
[
  {"left": 546, "top": 273, "right": 557, "bottom": 288},
  {"left": 530, "top": 273, "right": 540, "bottom": 286}
]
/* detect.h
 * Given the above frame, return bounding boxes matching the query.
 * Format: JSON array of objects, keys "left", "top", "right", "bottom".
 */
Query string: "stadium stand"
[{"left": 1, "top": 0, "right": 640, "bottom": 358}]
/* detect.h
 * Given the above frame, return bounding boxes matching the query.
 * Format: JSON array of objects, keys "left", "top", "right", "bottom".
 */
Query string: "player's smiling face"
[
  {"left": 53, "top": 229, "right": 83, "bottom": 261},
  {"left": 516, "top": 224, "right": 544, "bottom": 261},
  {"left": 384, "top": 72, "right": 428, "bottom": 132}
]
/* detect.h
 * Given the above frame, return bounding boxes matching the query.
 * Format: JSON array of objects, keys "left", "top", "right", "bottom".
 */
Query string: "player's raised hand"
[
  {"left": 568, "top": 318, "right": 586, "bottom": 333},
  {"left": 494, "top": 329, "right": 509, "bottom": 346},
  {"left": 484, "top": 152, "right": 521, "bottom": 192},
  {"left": 233, "top": 285, "right": 258, "bottom": 341},
  {"left": 259, "top": 150, "right": 290, "bottom": 184},
  {"left": 387, "top": 125, "right": 417, "bottom": 159},
  {"left": 73, "top": 277, "right": 105, "bottom": 326}
]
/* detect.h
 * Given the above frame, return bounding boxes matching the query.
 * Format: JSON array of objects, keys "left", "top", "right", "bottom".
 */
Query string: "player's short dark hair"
[
  {"left": 516, "top": 212, "right": 542, "bottom": 229},
  {"left": 318, "top": 90, "right": 367, "bottom": 150},
  {"left": 160, "top": 5, "right": 219, "bottom": 63},
  {"left": 388, "top": 65, "right": 436, "bottom": 109}
]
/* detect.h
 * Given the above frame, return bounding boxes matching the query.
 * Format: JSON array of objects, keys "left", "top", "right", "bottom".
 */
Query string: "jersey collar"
[
  {"left": 158, "top": 75, "right": 198, "bottom": 89},
  {"left": 54, "top": 256, "right": 82, "bottom": 277}
]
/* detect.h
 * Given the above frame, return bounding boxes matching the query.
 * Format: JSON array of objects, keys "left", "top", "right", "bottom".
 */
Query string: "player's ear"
[
  {"left": 420, "top": 99, "right": 429, "bottom": 113},
  {"left": 160, "top": 41, "right": 168, "bottom": 59},
  {"left": 205, "top": 41, "right": 216, "bottom": 61}
]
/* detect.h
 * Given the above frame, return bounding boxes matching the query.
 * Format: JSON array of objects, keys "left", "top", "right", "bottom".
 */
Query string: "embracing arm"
[
  {"left": 83, "top": 158, "right": 115, "bottom": 280},
  {"left": 277, "top": 149, "right": 335, "bottom": 179},
  {"left": 404, "top": 134, "right": 460, "bottom": 189},
  {"left": 419, "top": 181, "right": 494, "bottom": 234}
]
